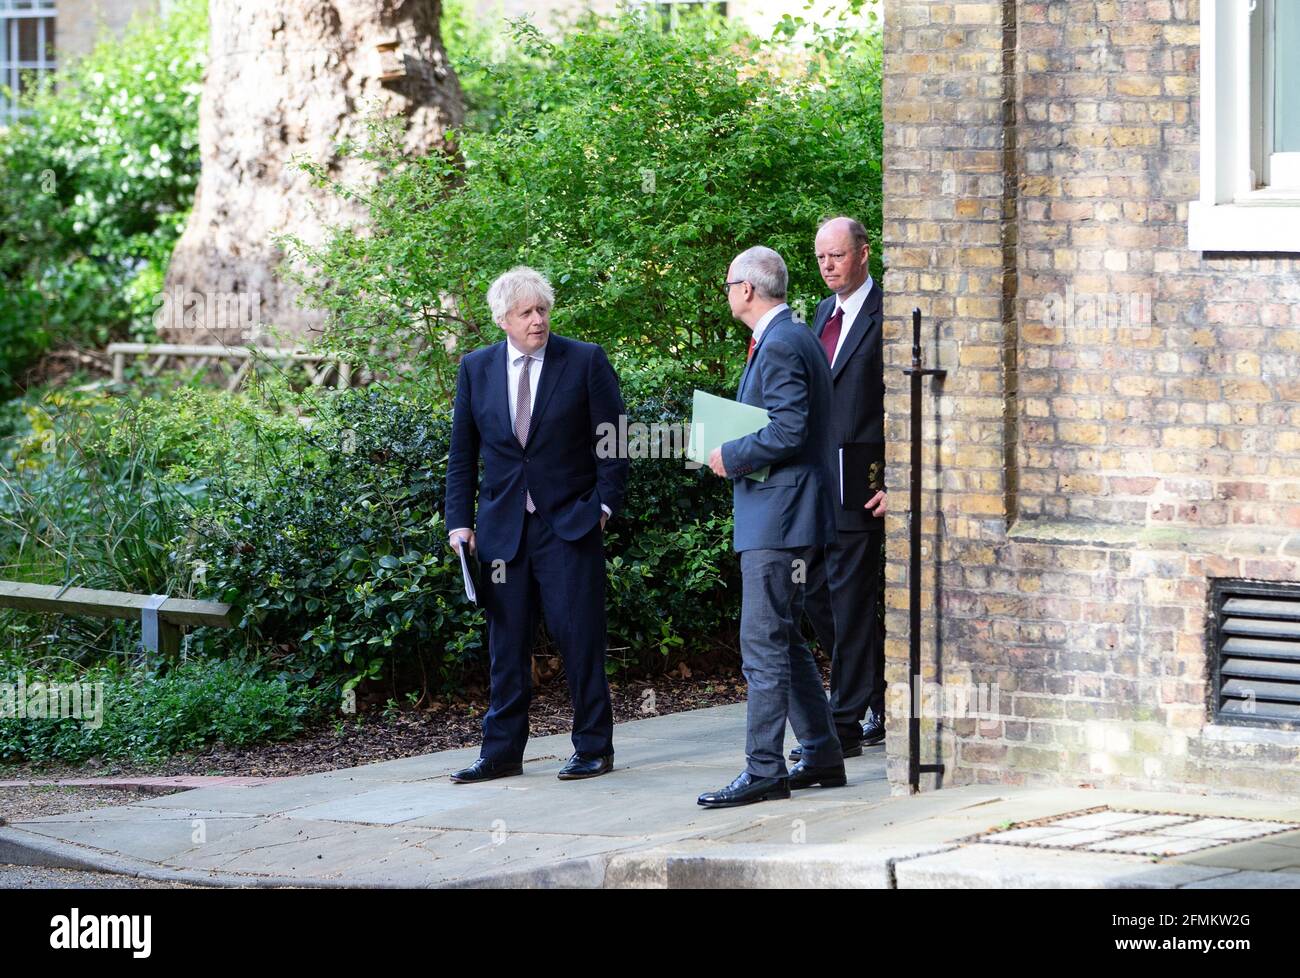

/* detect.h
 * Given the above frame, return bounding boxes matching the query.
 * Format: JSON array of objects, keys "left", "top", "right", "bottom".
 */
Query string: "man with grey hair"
[
  {"left": 698, "top": 246, "right": 845, "bottom": 808},
  {"left": 445, "top": 265, "right": 630, "bottom": 783}
]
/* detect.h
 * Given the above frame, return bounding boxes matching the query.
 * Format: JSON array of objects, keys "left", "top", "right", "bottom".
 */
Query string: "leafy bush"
[
  {"left": 283, "top": 12, "right": 883, "bottom": 392},
  {"left": 0, "top": 657, "right": 321, "bottom": 765},
  {"left": 176, "top": 357, "right": 742, "bottom": 690},
  {"left": 184, "top": 385, "right": 487, "bottom": 696},
  {"left": 0, "top": 370, "right": 308, "bottom": 659},
  {"left": 0, "top": 0, "right": 206, "bottom": 394},
  {"left": 600, "top": 353, "right": 738, "bottom": 665}
]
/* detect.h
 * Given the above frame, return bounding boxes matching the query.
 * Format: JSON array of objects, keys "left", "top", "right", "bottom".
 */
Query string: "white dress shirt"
[
  {"left": 750, "top": 302, "right": 790, "bottom": 350},
  {"left": 506, "top": 336, "right": 545, "bottom": 423},
  {"left": 828, "top": 275, "right": 874, "bottom": 368}
]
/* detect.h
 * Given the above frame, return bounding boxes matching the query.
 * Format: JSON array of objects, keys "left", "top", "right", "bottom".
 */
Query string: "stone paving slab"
[
  {"left": 0, "top": 777, "right": 278, "bottom": 790},
  {"left": 1181, "top": 870, "right": 1300, "bottom": 889},
  {"left": 11, "top": 810, "right": 261, "bottom": 864},
  {"left": 5, "top": 703, "right": 1300, "bottom": 888},
  {"left": 893, "top": 843, "right": 1239, "bottom": 889},
  {"left": 604, "top": 842, "right": 953, "bottom": 889},
  {"left": 1174, "top": 840, "right": 1300, "bottom": 873}
]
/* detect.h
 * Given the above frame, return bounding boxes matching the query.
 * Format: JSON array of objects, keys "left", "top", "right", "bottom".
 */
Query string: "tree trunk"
[{"left": 162, "top": 0, "right": 462, "bottom": 346}]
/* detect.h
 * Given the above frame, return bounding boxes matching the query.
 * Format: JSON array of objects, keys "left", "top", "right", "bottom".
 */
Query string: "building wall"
[
  {"left": 58, "top": 0, "right": 161, "bottom": 63},
  {"left": 882, "top": 0, "right": 1300, "bottom": 798}
]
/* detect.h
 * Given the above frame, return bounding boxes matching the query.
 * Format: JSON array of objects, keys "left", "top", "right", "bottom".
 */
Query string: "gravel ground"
[{"left": 0, "top": 865, "right": 205, "bottom": 888}]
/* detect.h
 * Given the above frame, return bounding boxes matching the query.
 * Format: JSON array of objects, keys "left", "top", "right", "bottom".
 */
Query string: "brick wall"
[{"left": 882, "top": 0, "right": 1300, "bottom": 798}]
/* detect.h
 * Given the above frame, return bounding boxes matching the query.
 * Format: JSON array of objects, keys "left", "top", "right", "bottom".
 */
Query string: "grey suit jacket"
[{"left": 720, "top": 308, "right": 838, "bottom": 553}]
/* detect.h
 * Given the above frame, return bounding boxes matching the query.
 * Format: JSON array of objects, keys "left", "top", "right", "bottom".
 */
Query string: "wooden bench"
[
  {"left": 0, "top": 581, "right": 235, "bottom": 653},
  {"left": 106, "top": 342, "right": 354, "bottom": 391}
]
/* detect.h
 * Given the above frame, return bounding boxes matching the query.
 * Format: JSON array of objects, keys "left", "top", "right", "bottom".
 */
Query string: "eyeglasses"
[{"left": 721, "top": 280, "right": 746, "bottom": 295}]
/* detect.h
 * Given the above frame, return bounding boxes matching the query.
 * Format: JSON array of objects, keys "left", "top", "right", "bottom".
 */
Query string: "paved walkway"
[
  {"left": 1, "top": 704, "right": 1298, "bottom": 888},
  {"left": 0, "top": 777, "right": 279, "bottom": 790}
]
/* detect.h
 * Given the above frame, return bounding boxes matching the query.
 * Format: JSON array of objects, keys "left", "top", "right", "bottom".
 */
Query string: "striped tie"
[{"left": 514, "top": 355, "right": 536, "bottom": 513}]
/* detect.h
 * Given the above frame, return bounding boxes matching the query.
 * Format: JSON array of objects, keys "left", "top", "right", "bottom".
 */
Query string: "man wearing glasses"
[{"left": 697, "top": 245, "right": 844, "bottom": 808}]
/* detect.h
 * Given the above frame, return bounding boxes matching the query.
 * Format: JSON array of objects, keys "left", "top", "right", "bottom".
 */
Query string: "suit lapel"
[
  {"left": 738, "top": 311, "right": 790, "bottom": 401},
  {"left": 526, "top": 335, "right": 568, "bottom": 437},
  {"left": 830, "top": 281, "right": 882, "bottom": 383},
  {"left": 737, "top": 351, "right": 755, "bottom": 402},
  {"left": 813, "top": 297, "right": 835, "bottom": 338},
  {"left": 493, "top": 342, "right": 516, "bottom": 444}
]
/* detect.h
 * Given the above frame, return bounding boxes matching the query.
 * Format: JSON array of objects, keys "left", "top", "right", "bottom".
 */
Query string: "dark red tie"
[
  {"left": 820, "top": 307, "right": 844, "bottom": 365},
  {"left": 746, "top": 336, "right": 756, "bottom": 363}
]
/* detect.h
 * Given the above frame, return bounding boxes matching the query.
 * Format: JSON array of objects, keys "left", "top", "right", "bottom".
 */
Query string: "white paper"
[{"left": 458, "top": 539, "right": 477, "bottom": 604}]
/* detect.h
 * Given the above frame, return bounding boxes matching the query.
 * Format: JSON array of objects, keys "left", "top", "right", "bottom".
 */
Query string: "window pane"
[
  {"left": 1275, "top": 0, "right": 1300, "bottom": 152},
  {"left": 16, "top": 17, "right": 38, "bottom": 61},
  {"left": 0, "top": 2, "right": 58, "bottom": 13}
]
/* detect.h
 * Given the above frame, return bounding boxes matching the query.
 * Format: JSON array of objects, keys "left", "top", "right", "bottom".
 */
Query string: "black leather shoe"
[
  {"left": 790, "top": 739, "right": 862, "bottom": 762},
  {"left": 788, "top": 759, "right": 848, "bottom": 790},
  {"left": 557, "top": 753, "right": 613, "bottom": 780},
  {"left": 697, "top": 771, "right": 791, "bottom": 808},
  {"left": 861, "top": 713, "right": 885, "bottom": 746},
  {"left": 450, "top": 757, "right": 523, "bottom": 783}
]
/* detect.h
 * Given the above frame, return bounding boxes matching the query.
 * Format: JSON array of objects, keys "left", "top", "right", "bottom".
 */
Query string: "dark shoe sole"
[
  {"left": 790, "top": 774, "right": 848, "bottom": 790},
  {"left": 450, "top": 765, "right": 523, "bottom": 783},
  {"left": 557, "top": 763, "right": 614, "bottom": 781},
  {"left": 789, "top": 743, "right": 862, "bottom": 762},
  {"left": 697, "top": 786, "right": 792, "bottom": 808},
  {"left": 862, "top": 733, "right": 885, "bottom": 747}
]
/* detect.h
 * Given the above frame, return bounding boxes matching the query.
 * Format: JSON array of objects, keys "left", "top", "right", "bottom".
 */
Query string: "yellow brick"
[
  {"left": 1058, "top": 422, "right": 1105, "bottom": 445},
  {"left": 1115, "top": 77, "right": 1161, "bottom": 98}
]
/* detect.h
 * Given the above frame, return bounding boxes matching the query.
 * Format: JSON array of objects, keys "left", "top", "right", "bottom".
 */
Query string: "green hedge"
[
  {"left": 183, "top": 360, "right": 739, "bottom": 693},
  {"left": 0, "top": 0, "right": 206, "bottom": 394},
  {"left": 283, "top": 11, "right": 883, "bottom": 393},
  {"left": 0, "top": 657, "right": 320, "bottom": 765}
]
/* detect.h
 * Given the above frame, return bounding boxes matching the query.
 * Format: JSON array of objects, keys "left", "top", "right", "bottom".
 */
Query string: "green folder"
[{"left": 687, "top": 389, "right": 770, "bottom": 482}]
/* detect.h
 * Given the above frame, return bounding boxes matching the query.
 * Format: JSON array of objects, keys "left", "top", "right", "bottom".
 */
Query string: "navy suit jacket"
[
  {"left": 445, "top": 334, "right": 630, "bottom": 564},
  {"left": 813, "top": 278, "right": 886, "bottom": 533},
  {"left": 720, "top": 308, "right": 838, "bottom": 553}
]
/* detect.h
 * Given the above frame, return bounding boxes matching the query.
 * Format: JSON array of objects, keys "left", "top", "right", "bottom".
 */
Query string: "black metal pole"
[{"left": 905, "top": 307, "right": 946, "bottom": 793}]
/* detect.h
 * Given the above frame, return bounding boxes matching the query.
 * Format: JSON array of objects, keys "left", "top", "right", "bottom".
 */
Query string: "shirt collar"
[
  {"left": 834, "top": 275, "right": 874, "bottom": 322},
  {"left": 506, "top": 336, "right": 547, "bottom": 364},
  {"left": 751, "top": 302, "right": 790, "bottom": 345}
]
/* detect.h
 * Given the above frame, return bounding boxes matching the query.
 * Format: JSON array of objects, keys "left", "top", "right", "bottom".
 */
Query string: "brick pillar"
[{"left": 881, "top": 0, "right": 1019, "bottom": 792}]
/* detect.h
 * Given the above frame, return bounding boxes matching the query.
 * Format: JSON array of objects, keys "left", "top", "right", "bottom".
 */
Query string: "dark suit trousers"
[
  {"left": 804, "top": 523, "right": 886, "bottom": 732},
  {"left": 740, "top": 547, "right": 842, "bottom": 777},
  {"left": 479, "top": 511, "right": 613, "bottom": 763}
]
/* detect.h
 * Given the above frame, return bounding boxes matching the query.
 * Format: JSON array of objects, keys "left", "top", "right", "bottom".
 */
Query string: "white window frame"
[
  {"left": 1257, "top": 0, "right": 1300, "bottom": 189},
  {"left": 1189, "top": 0, "right": 1300, "bottom": 251},
  {"left": 0, "top": 0, "right": 57, "bottom": 127}
]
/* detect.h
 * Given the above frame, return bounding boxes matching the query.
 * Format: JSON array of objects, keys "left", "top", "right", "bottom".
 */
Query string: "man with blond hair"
[{"left": 445, "top": 266, "right": 629, "bottom": 782}]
